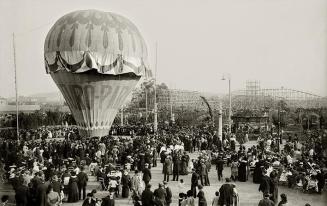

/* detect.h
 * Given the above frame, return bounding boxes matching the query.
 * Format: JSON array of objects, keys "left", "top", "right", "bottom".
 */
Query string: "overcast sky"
[{"left": 0, "top": 0, "right": 326, "bottom": 98}]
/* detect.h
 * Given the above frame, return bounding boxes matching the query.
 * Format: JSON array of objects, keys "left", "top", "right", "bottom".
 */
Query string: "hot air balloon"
[{"left": 44, "top": 10, "right": 150, "bottom": 137}]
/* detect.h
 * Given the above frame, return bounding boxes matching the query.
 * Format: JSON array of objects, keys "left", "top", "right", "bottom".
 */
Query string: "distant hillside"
[
  {"left": 29, "top": 92, "right": 61, "bottom": 98},
  {"left": 22, "top": 92, "right": 64, "bottom": 103},
  {"left": 7, "top": 92, "right": 64, "bottom": 103}
]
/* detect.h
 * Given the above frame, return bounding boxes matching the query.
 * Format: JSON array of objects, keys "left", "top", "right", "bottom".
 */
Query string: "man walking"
[
  {"left": 141, "top": 184, "right": 154, "bottom": 206},
  {"left": 191, "top": 168, "right": 199, "bottom": 198},
  {"left": 216, "top": 156, "right": 224, "bottom": 181},
  {"left": 259, "top": 170, "right": 270, "bottom": 197},
  {"left": 77, "top": 167, "right": 88, "bottom": 200},
  {"left": 15, "top": 180, "right": 29, "bottom": 206},
  {"left": 173, "top": 155, "right": 180, "bottom": 181},
  {"left": 142, "top": 163, "right": 152, "bottom": 186},
  {"left": 154, "top": 183, "right": 166, "bottom": 206},
  {"left": 164, "top": 181, "right": 172, "bottom": 206},
  {"left": 218, "top": 178, "right": 234, "bottom": 206},
  {"left": 152, "top": 148, "right": 158, "bottom": 167},
  {"left": 163, "top": 156, "right": 172, "bottom": 182},
  {"left": 199, "top": 160, "right": 207, "bottom": 186}
]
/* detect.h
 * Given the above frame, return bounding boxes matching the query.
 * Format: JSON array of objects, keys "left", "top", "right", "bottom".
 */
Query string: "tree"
[
  {"left": 127, "top": 81, "right": 170, "bottom": 119},
  {"left": 277, "top": 100, "right": 290, "bottom": 112},
  {"left": 271, "top": 110, "right": 287, "bottom": 128}
]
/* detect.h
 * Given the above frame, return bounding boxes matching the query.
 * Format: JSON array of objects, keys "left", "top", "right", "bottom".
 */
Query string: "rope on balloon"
[{"left": 45, "top": 51, "right": 148, "bottom": 76}]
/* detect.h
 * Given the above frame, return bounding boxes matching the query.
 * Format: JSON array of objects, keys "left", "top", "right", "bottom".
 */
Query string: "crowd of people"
[
  {"left": 251, "top": 132, "right": 326, "bottom": 195},
  {"left": 0, "top": 124, "right": 326, "bottom": 206}
]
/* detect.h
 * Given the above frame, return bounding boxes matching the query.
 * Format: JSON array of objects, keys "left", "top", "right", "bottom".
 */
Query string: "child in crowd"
[
  {"left": 178, "top": 179, "right": 185, "bottom": 194},
  {"left": 1, "top": 195, "right": 9, "bottom": 206},
  {"left": 212, "top": 191, "right": 220, "bottom": 206}
]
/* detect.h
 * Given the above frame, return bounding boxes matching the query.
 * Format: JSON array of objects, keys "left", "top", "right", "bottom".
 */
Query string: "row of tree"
[{"left": 0, "top": 110, "right": 75, "bottom": 129}]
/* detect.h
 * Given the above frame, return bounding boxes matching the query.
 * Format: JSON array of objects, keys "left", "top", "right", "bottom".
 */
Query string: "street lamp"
[{"left": 222, "top": 74, "right": 232, "bottom": 135}]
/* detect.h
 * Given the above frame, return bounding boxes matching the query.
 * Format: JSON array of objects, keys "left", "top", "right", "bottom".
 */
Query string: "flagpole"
[
  {"left": 13, "top": 32, "right": 19, "bottom": 140},
  {"left": 154, "top": 42, "right": 158, "bottom": 133},
  {"left": 170, "top": 82, "right": 175, "bottom": 124},
  {"left": 145, "top": 89, "right": 148, "bottom": 123}
]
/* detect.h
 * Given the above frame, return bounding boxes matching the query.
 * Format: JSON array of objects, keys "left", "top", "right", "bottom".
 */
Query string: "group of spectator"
[{"left": 0, "top": 124, "right": 326, "bottom": 206}]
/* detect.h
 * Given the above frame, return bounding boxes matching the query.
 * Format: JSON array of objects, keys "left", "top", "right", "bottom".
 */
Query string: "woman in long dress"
[
  {"left": 253, "top": 159, "right": 264, "bottom": 184},
  {"left": 238, "top": 157, "right": 247, "bottom": 182},
  {"left": 181, "top": 155, "right": 188, "bottom": 175},
  {"left": 131, "top": 170, "right": 143, "bottom": 197},
  {"left": 68, "top": 172, "right": 79, "bottom": 203},
  {"left": 121, "top": 171, "right": 131, "bottom": 198},
  {"left": 230, "top": 160, "right": 239, "bottom": 182}
]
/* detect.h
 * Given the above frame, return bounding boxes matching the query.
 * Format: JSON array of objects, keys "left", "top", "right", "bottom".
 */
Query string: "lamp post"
[
  {"left": 153, "top": 42, "right": 158, "bottom": 133},
  {"left": 277, "top": 106, "right": 286, "bottom": 151},
  {"left": 277, "top": 106, "right": 281, "bottom": 152},
  {"left": 218, "top": 102, "right": 223, "bottom": 142},
  {"left": 222, "top": 74, "right": 232, "bottom": 135},
  {"left": 145, "top": 88, "right": 148, "bottom": 123}
]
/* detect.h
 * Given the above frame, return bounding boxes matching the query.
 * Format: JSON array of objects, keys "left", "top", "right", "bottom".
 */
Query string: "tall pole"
[
  {"left": 277, "top": 105, "right": 280, "bottom": 151},
  {"left": 307, "top": 115, "right": 310, "bottom": 132},
  {"left": 153, "top": 42, "right": 158, "bottom": 133},
  {"left": 170, "top": 88, "right": 173, "bottom": 122},
  {"left": 218, "top": 102, "right": 223, "bottom": 142},
  {"left": 13, "top": 33, "right": 19, "bottom": 140},
  {"left": 145, "top": 89, "right": 148, "bottom": 123},
  {"left": 120, "top": 107, "right": 124, "bottom": 127},
  {"left": 228, "top": 77, "right": 232, "bottom": 135}
]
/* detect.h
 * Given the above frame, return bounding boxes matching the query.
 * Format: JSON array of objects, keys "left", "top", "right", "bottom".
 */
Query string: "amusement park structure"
[
  {"left": 155, "top": 83, "right": 325, "bottom": 111},
  {"left": 129, "top": 80, "right": 326, "bottom": 117},
  {"left": 231, "top": 80, "right": 324, "bottom": 109}
]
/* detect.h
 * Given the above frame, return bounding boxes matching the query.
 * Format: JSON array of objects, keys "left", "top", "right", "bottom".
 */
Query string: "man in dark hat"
[
  {"left": 51, "top": 175, "right": 61, "bottom": 194},
  {"left": 218, "top": 178, "right": 234, "bottom": 206},
  {"left": 216, "top": 156, "right": 224, "bottom": 181},
  {"left": 85, "top": 154, "right": 92, "bottom": 166},
  {"left": 199, "top": 160, "right": 207, "bottom": 186},
  {"left": 197, "top": 185, "right": 207, "bottom": 206},
  {"left": 101, "top": 192, "right": 115, "bottom": 206},
  {"left": 163, "top": 156, "right": 172, "bottom": 182},
  {"left": 36, "top": 174, "right": 49, "bottom": 206},
  {"left": 142, "top": 163, "right": 152, "bottom": 186},
  {"left": 258, "top": 192, "right": 274, "bottom": 206},
  {"left": 141, "top": 184, "right": 154, "bottom": 206},
  {"left": 259, "top": 170, "right": 271, "bottom": 197},
  {"left": 82, "top": 193, "right": 95, "bottom": 206},
  {"left": 121, "top": 170, "right": 131, "bottom": 198},
  {"left": 164, "top": 181, "right": 172, "bottom": 206},
  {"left": 172, "top": 155, "right": 180, "bottom": 181},
  {"left": 15, "top": 179, "right": 29, "bottom": 206},
  {"left": 30, "top": 172, "right": 42, "bottom": 204},
  {"left": 154, "top": 183, "right": 166, "bottom": 206},
  {"left": 77, "top": 166, "right": 88, "bottom": 200},
  {"left": 152, "top": 148, "right": 158, "bottom": 167},
  {"left": 191, "top": 168, "right": 199, "bottom": 198}
]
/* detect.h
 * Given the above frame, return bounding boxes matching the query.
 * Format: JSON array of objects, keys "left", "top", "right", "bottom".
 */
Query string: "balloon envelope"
[
  {"left": 51, "top": 70, "right": 139, "bottom": 137},
  {"left": 44, "top": 10, "right": 150, "bottom": 137}
]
